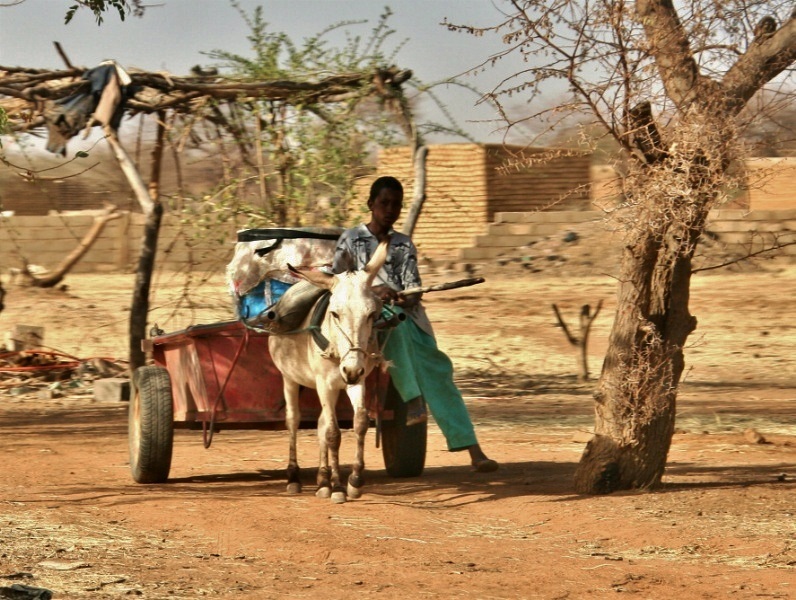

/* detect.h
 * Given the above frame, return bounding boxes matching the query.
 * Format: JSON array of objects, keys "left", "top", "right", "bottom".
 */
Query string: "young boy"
[{"left": 332, "top": 176, "right": 498, "bottom": 473}]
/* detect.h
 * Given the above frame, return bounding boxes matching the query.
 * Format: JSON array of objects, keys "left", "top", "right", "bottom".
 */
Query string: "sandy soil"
[{"left": 0, "top": 263, "right": 794, "bottom": 599}]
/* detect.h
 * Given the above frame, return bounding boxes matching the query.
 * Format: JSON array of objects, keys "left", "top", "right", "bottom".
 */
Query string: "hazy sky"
[{"left": 0, "top": 0, "right": 533, "bottom": 143}]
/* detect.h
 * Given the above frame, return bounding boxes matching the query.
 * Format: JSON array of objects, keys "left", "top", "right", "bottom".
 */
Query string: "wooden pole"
[
  {"left": 552, "top": 300, "right": 603, "bottom": 381},
  {"left": 105, "top": 114, "right": 166, "bottom": 372},
  {"left": 401, "top": 144, "right": 427, "bottom": 237}
]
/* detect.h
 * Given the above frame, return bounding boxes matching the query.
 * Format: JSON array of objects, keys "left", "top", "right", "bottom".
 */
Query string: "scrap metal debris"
[
  {"left": 0, "top": 349, "right": 127, "bottom": 399},
  {"left": 0, "top": 584, "right": 53, "bottom": 600}
]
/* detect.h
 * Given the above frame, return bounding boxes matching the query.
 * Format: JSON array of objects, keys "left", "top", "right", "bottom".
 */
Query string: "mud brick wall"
[
  {"left": 362, "top": 143, "right": 591, "bottom": 259},
  {"left": 590, "top": 157, "right": 796, "bottom": 212},
  {"left": 745, "top": 158, "right": 796, "bottom": 211},
  {"left": 462, "top": 208, "right": 796, "bottom": 263},
  {"left": 2, "top": 154, "right": 793, "bottom": 272},
  {"left": 484, "top": 146, "right": 591, "bottom": 215},
  {"left": 705, "top": 209, "right": 796, "bottom": 256},
  {"left": 0, "top": 212, "right": 234, "bottom": 274},
  {"left": 374, "top": 144, "right": 489, "bottom": 259},
  {"left": 2, "top": 207, "right": 794, "bottom": 274}
]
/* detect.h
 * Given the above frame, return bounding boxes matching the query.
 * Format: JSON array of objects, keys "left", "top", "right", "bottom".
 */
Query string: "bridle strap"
[
  {"left": 330, "top": 314, "right": 372, "bottom": 361},
  {"left": 307, "top": 291, "right": 332, "bottom": 352},
  {"left": 285, "top": 289, "right": 381, "bottom": 362}
]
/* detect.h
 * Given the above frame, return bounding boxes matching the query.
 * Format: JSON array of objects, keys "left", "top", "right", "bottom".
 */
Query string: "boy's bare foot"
[
  {"left": 468, "top": 444, "right": 499, "bottom": 472},
  {"left": 405, "top": 396, "right": 427, "bottom": 427}
]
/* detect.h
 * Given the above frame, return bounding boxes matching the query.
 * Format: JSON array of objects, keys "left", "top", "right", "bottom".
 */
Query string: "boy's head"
[
  {"left": 367, "top": 176, "right": 403, "bottom": 232},
  {"left": 368, "top": 176, "right": 403, "bottom": 208}
]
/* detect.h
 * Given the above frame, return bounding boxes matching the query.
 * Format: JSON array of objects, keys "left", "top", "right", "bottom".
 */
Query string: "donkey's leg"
[
  {"left": 315, "top": 405, "right": 332, "bottom": 499},
  {"left": 316, "top": 387, "right": 344, "bottom": 503},
  {"left": 346, "top": 383, "right": 368, "bottom": 499},
  {"left": 284, "top": 379, "right": 302, "bottom": 495}
]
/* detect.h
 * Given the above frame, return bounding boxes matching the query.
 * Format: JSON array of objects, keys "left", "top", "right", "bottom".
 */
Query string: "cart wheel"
[
  {"left": 381, "top": 382, "right": 426, "bottom": 477},
  {"left": 129, "top": 366, "right": 174, "bottom": 484}
]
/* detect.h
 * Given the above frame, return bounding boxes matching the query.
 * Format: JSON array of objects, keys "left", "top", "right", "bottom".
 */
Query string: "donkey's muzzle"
[{"left": 342, "top": 365, "right": 365, "bottom": 385}]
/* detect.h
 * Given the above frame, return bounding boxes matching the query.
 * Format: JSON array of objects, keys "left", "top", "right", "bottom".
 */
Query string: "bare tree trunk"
[
  {"left": 574, "top": 235, "right": 695, "bottom": 492},
  {"left": 574, "top": 101, "right": 725, "bottom": 493},
  {"left": 23, "top": 208, "right": 122, "bottom": 288},
  {"left": 129, "top": 202, "right": 163, "bottom": 370},
  {"left": 575, "top": 156, "right": 719, "bottom": 493},
  {"left": 401, "top": 145, "right": 428, "bottom": 237},
  {"left": 105, "top": 114, "right": 166, "bottom": 373}
]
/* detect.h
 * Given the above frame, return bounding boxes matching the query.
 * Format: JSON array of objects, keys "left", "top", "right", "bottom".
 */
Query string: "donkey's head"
[{"left": 289, "top": 239, "right": 389, "bottom": 385}]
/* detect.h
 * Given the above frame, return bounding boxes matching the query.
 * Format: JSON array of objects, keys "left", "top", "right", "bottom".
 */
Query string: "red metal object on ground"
[
  {"left": 147, "top": 319, "right": 384, "bottom": 430},
  {"left": 129, "top": 319, "right": 426, "bottom": 484}
]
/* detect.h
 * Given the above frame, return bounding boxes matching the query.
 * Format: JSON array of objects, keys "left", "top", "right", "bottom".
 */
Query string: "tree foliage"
[
  {"left": 193, "top": 3, "right": 413, "bottom": 226},
  {"left": 64, "top": 0, "right": 146, "bottom": 25},
  {"left": 1, "top": 6, "right": 424, "bottom": 229}
]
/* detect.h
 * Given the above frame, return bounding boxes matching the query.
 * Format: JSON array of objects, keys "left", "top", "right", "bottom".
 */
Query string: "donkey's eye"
[{"left": 330, "top": 311, "right": 340, "bottom": 320}]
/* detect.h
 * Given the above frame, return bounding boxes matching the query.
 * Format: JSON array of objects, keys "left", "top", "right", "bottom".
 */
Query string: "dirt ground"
[{"left": 0, "top": 261, "right": 794, "bottom": 599}]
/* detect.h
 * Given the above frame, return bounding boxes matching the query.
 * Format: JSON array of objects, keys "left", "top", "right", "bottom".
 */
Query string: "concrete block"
[
  {"left": 93, "top": 378, "right": 131, "bottom": 402},
  {"left": 474, "top": 234, "right": 537, "bottom": 248},
  {"left": 747, "top": 210, "right": 783, "bottom": 221},
  {"left": 572, "top": 431, "right": 595, "bottom": 444},
  {"left": 494, "top": 212, "right": 524, "bottom": 223},
  {"left": 533, "top": 210, "right": 601, "bottom": 223},
  {"left": 531, "top": 223, "right": 571, "bottom": 236},
  {"left": 707, "top": 220, "right": 753, "bottom": 233},
  {"left": 488, "top": 223, "right": 535, "bottom": 236},
  {"left": 460, "top": 246, "right": 509, "bottom": 260},
  {"left": 708, "top": 209, "right": 749, "bottom": 220},
  {"left": 715, "top": 231, "right": 754, "bottom": 244},
  {"left": 4, "top": 325, "right": 44, "bottom": 351},
  {"left": 755, "top": 221, "right": 791, "bottom": 233}
]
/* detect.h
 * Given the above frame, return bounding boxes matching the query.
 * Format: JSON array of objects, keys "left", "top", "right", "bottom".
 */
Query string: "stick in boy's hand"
[{"left": 399, "top": 277, "right": 485, "bottom": 297}]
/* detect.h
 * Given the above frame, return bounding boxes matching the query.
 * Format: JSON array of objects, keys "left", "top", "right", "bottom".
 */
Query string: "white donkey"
[{"left": 268, "top": 239, "right": 388, "bottom": 503}]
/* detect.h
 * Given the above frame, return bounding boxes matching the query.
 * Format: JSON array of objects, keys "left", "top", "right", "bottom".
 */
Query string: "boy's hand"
[
  {"left": 396, "top": 291, "right": 421, "bottom": 308},
  {"left": 373, "top": 285, "right": 421, "bottom": 308},
  {"left": 372, "top": 285, "right": 399, "bottom": 304}
]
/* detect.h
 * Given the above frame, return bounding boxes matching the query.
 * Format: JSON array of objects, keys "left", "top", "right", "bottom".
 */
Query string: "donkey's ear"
[
  {"left": 364, "top": 237, "right": 390, "bottom": 285},
  {"left": 336, "top": 248, "right": 357, "bottom": 273},
  {"left": 288, "top": 264, "right": 335, "bottom": 290}
]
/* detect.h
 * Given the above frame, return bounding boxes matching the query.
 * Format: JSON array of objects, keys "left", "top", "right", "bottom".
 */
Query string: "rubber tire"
[
  {"left": 129, "top": 366, "right": 174, "bottom": 484},
  {"left": 381, "top": 382, "right": 427, "bottom": 478}
]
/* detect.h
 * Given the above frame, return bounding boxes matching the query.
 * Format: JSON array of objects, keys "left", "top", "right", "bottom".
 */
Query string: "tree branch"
[
  {"left": 552, "top": 303, "right": 579, "bottom": 345},
  {"left": 103, "top": 129, "right": 155, "bottom": 215},
  {"left": 23, "top": 207, "right": 123, "bottom": 288},
  {"left": 627, "top": 101, "right": 669, "bottom": 164},
  {"left": 635, "top": 0, "right": 708, "bottom": 109},
  {"left": 692, "top": 239, "right": 796, "bottom": 273},
  {"left": 722, "top": 17, "right": 796, "bottom": 114}
]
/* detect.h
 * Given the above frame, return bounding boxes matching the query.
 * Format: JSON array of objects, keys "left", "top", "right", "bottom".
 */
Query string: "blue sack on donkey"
[{"left": 226, "top": 227, "right": 343, "bottom": 328}]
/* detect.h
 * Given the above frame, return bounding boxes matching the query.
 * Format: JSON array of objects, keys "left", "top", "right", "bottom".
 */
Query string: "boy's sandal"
[{"left": 405, "top": 397, "right": 427, "bottom": 427}]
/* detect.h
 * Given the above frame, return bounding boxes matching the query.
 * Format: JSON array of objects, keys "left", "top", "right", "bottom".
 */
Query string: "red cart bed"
[{"left": 128, "top": 319, "right": 426, "bottom": 484}]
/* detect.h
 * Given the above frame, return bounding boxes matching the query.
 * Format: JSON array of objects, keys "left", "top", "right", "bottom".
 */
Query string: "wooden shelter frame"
[{"left": 1, "top": 55, "right": 425, "bottom": 369}]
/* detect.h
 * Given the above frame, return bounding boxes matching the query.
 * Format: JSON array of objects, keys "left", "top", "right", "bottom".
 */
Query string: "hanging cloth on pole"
[{"left": 44, "top": 60, "right": 134, "bottom": 156}]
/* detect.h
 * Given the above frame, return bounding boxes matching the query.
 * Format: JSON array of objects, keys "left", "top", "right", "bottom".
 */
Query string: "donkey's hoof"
[
  {"left": 346, "top": 482, "right": 362, "bottom": 499},
  {"left": 331, "top": 491, "right": 347, "bottom": 504},
  {"left": 286, "top": 482, "right": 302, "bottom": 495},
  {"left": 316, "top": 486, "right": 331, "bottom": 499}
]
